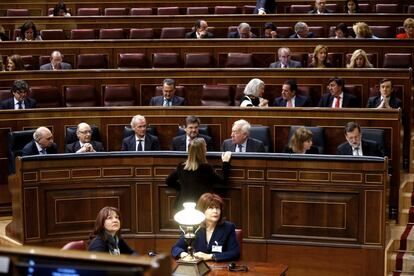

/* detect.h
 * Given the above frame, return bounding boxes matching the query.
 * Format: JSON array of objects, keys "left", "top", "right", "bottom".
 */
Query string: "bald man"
[
  {"left": 65, "top": 122, "right": 104, "bottom": 153},
  {"left": 22, "top": 127, "right": 58, "bottom": 156},
  {"left": 40, "top": 50, "right": 72, "bottom": 70}
]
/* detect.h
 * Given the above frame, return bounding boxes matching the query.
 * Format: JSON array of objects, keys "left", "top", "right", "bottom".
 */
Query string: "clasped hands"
[
  {"left": 180, "top": 251, "right": 213, "bottom": 261},
  {"left": 77, "top": 143, "right": 96, "bottom": 153}
]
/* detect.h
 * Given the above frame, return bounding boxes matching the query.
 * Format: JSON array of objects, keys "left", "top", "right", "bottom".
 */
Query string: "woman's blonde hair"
[
  {"left": 312, "top": 45, "right": 328, "bottom": 67},
  {"left": 353, "top": 22, "right": 373, "bottom": 38},
  {"left": 289, "top": 127, "right": 313, "bottom": 153},
  {"left": 183, "top": 138, "right": 207, "bottom": 171},
  {"left": 347, "top": 49, "right": 373, "bottom": 68},
  {"left": 403, "top": 18, "right": 414, "bottom": 29}
]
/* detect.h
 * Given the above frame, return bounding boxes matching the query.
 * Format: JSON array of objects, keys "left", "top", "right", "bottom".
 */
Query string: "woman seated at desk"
[
  {"left": 88, "top": 206, "right": 137, "bottom": 255},
  {"left": 284, "top": 127, "right": 319, "bottom": 154},
  {"left": 172, "top": 193, "right": 240, "bottom": 262}
]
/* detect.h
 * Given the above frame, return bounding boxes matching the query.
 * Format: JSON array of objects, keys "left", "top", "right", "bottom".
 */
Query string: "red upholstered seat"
[
  {"left": 104, "top": 8, "right": 128, "bottom": 15},
  {"left": 152, "top": 53, "right": 181, "bottom": 68},
  {"left": 77, "top": 54, "right": 108, "bottom": 69},
  {"left": 186, "top": 7, "right": 209, "bottom": 15},
  {"left": 370, "top": 25, "right": 394, "bottom": 38},
  {"left": 375, "top": 3, "right": 399, "bottom": 13},
  {"left": 130, "top": 8, "right": 153, "bottom": 15},
  {"left": 7, "top": 9, "right": 29, "bottom": 16},
  {"left": 160, "top": 27, "right": 186, "bottom": 39},
  {"left": 70, "top": 29, "right": 96, "bottom": 40},
  {"left": 129, "top": 28, "right": 154, "bottom": 39},
  {"left": 0, "top": 88, "right": 11, "bottom": 101},
  {"left": 118, "top": 53, "right": 147, "bottom": 69},
  {"left": 157, "top": 7, "right": 180, "bottom": 15},
  {"left": 29, "top": 86, "right": 61, "bottom": 108},
  {"left": 325, "top": 3, "right": 338, "bottom": 12},
  {"left": 77, "top": 8, "right": 100, "bottom": 16},
  {"left": 358, "top": 3, "right": 372, "bottom": 12},
  {"left": 20, "top": 55, "right": 34, "bottom": 70},
  {"left": 39, "top": 55, "right": 50, "bottom": 67},
  {"left": 289, "top": 5, "right": 312, "bottom": 13},
  {"left": 234, "top": 84, "right": 245, "bottom": 106},
  {"left": 276, "top": 27, "right": 294, "bottom": 38},
  {"left": 40, "top": 29, "right": 66, "bottom": 40},
  {"left": 64, "top": 85, "right": 98, "bottom": 107},
  {"left": 184, "top": 53, "right": 213, "bottom": 68},
  {"left": 201, "top": 85, "right": 233, "bottom": 106},
  {"left": 382, "top": 53, "right": 413, "bottom": 68},
  {"left": 99, "top": 28, "right": 125, "bottom": 39},
  {"left": 242, "top": 5, "right": 255, "bottom": 14},
  {"left": 61, "top": 240, "right": 86, "bottom": 250},
  {"left": 214, "top": 6, "right": 237, "bottom": 14},
  {"left": 102, "top": 84, "right": 136, "bottom": 106},
  {"left": 308, "top": 26, "right": 326, "bottom": 38},
  {"left": 225, "top": 53, "right": 253, "bottom": 68},
  {"left": 408, "top": 5, "right": 414, "bottom": 13}
]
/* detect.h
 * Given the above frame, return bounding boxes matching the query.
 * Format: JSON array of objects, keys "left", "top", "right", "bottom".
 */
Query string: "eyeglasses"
[
  {"left": 78, "top": 130, "right": 92, "bottom": 134},
  {"left": 14, "top": 90, "right": 28, "bottom": 95}
]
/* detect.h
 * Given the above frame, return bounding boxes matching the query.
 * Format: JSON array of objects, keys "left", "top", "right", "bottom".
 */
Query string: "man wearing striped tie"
[
  {"left": 149, "top": 79, "right": 186, "bottom": 107},
  {"left": 22, "top": 126, "right": 58, "bottom": 156}
]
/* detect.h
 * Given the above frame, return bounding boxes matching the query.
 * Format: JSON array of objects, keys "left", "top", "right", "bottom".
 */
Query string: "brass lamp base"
[{"left": 172, "top": 258, "right": 210, "bottom": 276}]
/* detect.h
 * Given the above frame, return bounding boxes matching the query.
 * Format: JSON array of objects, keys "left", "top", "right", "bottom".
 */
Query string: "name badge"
[{"left": 212, "top": 245, "right": 222, "bottom": 253}]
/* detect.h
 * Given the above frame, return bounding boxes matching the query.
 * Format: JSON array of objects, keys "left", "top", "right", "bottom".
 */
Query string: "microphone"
[{"left": 147, "top": 250, "right": 157, "bottom": 257}]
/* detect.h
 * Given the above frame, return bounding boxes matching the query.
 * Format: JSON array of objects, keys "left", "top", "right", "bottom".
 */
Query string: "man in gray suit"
[
  {"left": 222, "top": 119, "right": 265, "bottom": 152},
  {"left": 149, "top": 78, "right": 186, "bottom": 106},
  {"left": 40, "top": 51, "right": 72, "bottom": 70},
  {"left": 269, "top": 47, "right": 302, "bottom": 68}
]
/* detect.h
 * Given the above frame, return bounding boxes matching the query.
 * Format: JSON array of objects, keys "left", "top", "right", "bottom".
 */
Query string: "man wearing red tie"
[{"left": 318, "top": 77, "right": 359, "bottom": 108}]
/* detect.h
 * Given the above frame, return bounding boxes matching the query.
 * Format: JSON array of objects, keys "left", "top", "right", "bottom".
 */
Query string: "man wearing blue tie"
[
  {"left": 22, "top": 126, "right": 58, "bottom": 156},
  {"left": 149, "top": 79, "right": 186, "bottom": 107},
  {"left": 0, "top": 80, "right": 37, "bottom": 110}
]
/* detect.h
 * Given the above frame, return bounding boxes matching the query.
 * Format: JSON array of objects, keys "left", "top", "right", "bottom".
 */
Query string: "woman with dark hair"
[
  {"left": 333, "top": 23, "right": 351, "bottom": 38},
  {"left": 284, "top": 127, "right": 319, "bottom": 154},
  {"left": 7, "top": 55, "right": 25, "bottom": 71},
  {"left": 166, "top": 138, "right": 231, "bottom": 209},
  {"left": 0, "top": 25, "right": 8, "bottom": 41},
  {"left": 308, "top": 45, "right": 333, "bottom": 68},
  {"left": 51, "top": 2, "right": 71, "bottom": 16},
  {"left": 171, "top": 193, "right": 240, "bottom": 262},
  {"left": 344, "top": 0, "right": 360, "bottom": 14},
  {"left": 88, "top": 206, "right": 136, "bottom": 255},
  {"left": 16, "top": 21, "right": 42, "bottom": 41}
]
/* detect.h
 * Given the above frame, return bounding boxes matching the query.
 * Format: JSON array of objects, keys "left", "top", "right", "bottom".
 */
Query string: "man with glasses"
[
  {"left": 0, "top": 79, "right": 37, "bottom": 109},
  {"left": 221, "top": 119, "right": 265, "bottom": 152},
  {"left": 318, "top": 77, "right": 359, "bottom": 108},
  {"left": 121, "top": 115, "right": 160, "bottom": 151},
  {"left": 65, "top": 122, "right": 104, "bottom": 153},
  {"left": 269, "top": 47, "right": 302, "bottom": 68}
]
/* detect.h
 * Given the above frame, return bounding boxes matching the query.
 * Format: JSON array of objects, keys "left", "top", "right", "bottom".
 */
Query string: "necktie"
[
  {"left": 287, "top": 100, "right": 293, "bottom": 107},
  {"left": 137, "top": 140, "right": 143, "bottom": 151},
  {"left": 238, "top": 144, "right": 243, "bottom": 152},
  {"left": 334, "top": 96, "right": 341, "bottom": 108},
  {"left": 17, "top": 101, "right": 23, "bottom": 109},
  {"left": 383, "top": 98, "right": 390, "bottom": 108},
  {"left": 40, "top": 149, "right": 47, "bottom": 155},
  {"left": 353, "top": 147, "right": 360, "bottom": 156},
  {"left": 163, "top": 99, "right": 171, "bottom": 107}
]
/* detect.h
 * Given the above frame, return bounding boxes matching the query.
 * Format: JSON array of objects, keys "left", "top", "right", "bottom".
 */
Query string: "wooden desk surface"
[{"left": 207, "top": 262, "right": 288, "bottom": 275}]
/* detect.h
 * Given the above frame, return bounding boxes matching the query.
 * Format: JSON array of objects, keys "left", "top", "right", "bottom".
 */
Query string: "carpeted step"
[{"left": 395, "top": 251, "right": 414, "bottom": 272}]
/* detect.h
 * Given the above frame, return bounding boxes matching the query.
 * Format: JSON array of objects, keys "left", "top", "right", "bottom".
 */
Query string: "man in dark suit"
[
  {"left": 65, "top": 122, "right": 104, "bottom": 153},
  {"left": 222, "top": 119, "right": 265, "bottom": 152},
  {"left": 289, "top": 22, "right": 315, "bottom": 38},
  {"left": 254, "top": 0, "right": 276, "bottom": 14},
  {"left": 185, "top": 19, "right": 214, "bottom": 39},
  {"left": 336, "top": 122, "right": 384, "bottom": 157},
  {"left": 269, "top": 47, "right": 302, "bottom": 68},
  {"left": 171, "top": 115, "right": 213, "bottom": 151},
  {"left": 121, "top": 115, "right": 160, "bottom": 151},
  {"left": 274, "top": 79, "right": 312, "bottom": 107},
  {"left": 308, "top": 0, "right": 333, "bottom": 14},
  {"left": 228, "top": 23, "right": 257, "bottom": 38},
  {"left": 40, "top": 50, "right": 72, "bottom": 70},
  {"left": 318, "top": 77, "right": 359, "bottom": 108},
  {"left": 22, "top": 126, "right": 58, "bottom": 156},
  {"left": 0, "top": 79, "right": 37, "bottom": 110},
  {"left": 367, "top": 78, "right": 402, "bottom": 109},
  {"left": 149, "top": 78, "right": 186, "bottom": 106}
]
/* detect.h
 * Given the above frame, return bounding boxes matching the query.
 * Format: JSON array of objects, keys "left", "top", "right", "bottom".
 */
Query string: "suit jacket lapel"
[{"left": 144, "top": 135, "right": 151, "bottom": 151}]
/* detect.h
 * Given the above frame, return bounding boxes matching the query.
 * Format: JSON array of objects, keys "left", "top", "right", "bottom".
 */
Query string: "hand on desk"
[{"left": 194, "top": 252, "right": 214, "bottom": 261}]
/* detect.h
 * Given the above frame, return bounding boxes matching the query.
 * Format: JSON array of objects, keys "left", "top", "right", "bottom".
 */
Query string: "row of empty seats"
[
  {"left": 4, "top": 52, "right": 412, "bottom": 70},
  {"left": 4, "top": 3, "right": 414, "bottom": 16},
  {"left": 0, "top": 83, "right": 403, "bottom": 108},
  {"left": 6, "top": 25, "right": 409, "bottom": 40}
]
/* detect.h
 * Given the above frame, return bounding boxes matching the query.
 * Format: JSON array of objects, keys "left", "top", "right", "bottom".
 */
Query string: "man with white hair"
[
  {"left": 221, "top": 119, "right": 265, "bottom": 152},
  {"left": 121, "top": 115, "right": 160, "bottom": 151},
  {"left": 65, "top": 122, "right": 104, "bottom": 153},
  {"left": 228, "top": 23, "right": 257, "bottom": 38},
  {"left": 269, "top": 47, "right": 302, "bottom": 68},
  {"left": 40, "top": 50, "right": 72, "bottom": 70},
  {"left": 289, "top": 22, "right": 315, "bottom": 38},
  {"left": 22, "top": 126, "right": 58, "bottom": 155}
]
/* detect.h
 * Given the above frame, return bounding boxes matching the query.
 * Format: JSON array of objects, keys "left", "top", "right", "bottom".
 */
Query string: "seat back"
[
  {"left": 201, "top": 85, "right": 233, "bottom": 106},
  {"left": 308, "top": 26, "right": 325, "bottom": 38},
  {"left": 177, "top": 124, "right": 211, "bottom": 137},
  {"left": 225, "top": 53, "right": 253, "bottom": 68},
  {"left": 370, "top": 25, "right": 394, "bottom": 38},
  {"left": 21, "top": 55, "right": 34, "bottom": 70},
  {"left": 118, "top": 53, "right": 147, "bottom": 69},
  {"left": 361, "top": 128, "right": 386, "bottom": 156},
  {"left": 77, "top": 8, "right": 100, "bottom": 16},
  {"left": 250, "top": 126, "right": 272, "bottom": 152},
  {"left": 104, "top": 8, "right": 128, "bottom": 15},
  {"left": 287, "top": 126, "right": 325, "bottom": 154},
  {"left": 61, "top": 240, "right": 86, "bottom": 251},
  {"left": 184, "top": 53, "right": 213, "bottom": 68},
  {"left": 129, "top": 28, "right": 154, "bottom": 39},
  {"left": 214, "top": 6, "right": 237, "bottom": 14},
  {"left": 0, "top": 88, "right": 12, "bottom": 102},
  {"left": 65, "top": 126, "right": 101, "bottom": 145},
  {"left": 157, "top": 7, "right": 180, "bottom": 15},
  {"left": 152, "top": 53, "right": 181, "bottom": 68},
  {"left": 102, "top": 84, "right": 136, "bottom": 106},
  {"left": 7, "top": 9, "right": 29, "bottom": 16},
  {"left": 242, "top": 5, "right": 255, "bottom": 14},
  {"left": 64, "top": 85, "right": 98, "bottom": 107},
  {"left": 8, "top": 129, "right": 36, "bottom": 174},
  {"left": 382, "top": 53, "right": 413, "bottom": 68},
  {"left": 276, "top": 27, "right": 294, "bottom": 38},
  {"left": 187, "top": 7, "right": 209, "bottom": 14},
  {"left": 70, "top": 29, "right": 96, "bottom": 40},
  {"left": 235, "top": 229, "right": 243, "bottom": 260},
  {"left": 408, "top": 5, "right": 414, "bottom": 13},
  {"left": 39, "top": 55, "right": 50, "bottom": 67},
  {"left": 77, "top": 54, "right": 108, "bottom": 69},
  {"left": 130, "top": 8, "right": 153, "bottom": 15},
  {"left": 289, "top": 4, "right": 312, "bottom": 13},
  {"left": 99, "top": 28, "right": 124, "bottom": 39},
  {"left": 40, "top": 29, "right": 66, "bottom": 40},
  {"left": 375, "top": 3, "right": 399, "bottom": 13},
  {"left": 160, "top": 27, "right": 186, "bottom": 39},
  {"left": 29, "top": 86, "right": 61, "bottom": 108},
  {"left": 325, "top": 3, "right": 338, "bottom": 12},
  {"left": 359, "top": 3, "right": 372, "bottom": 12}
]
